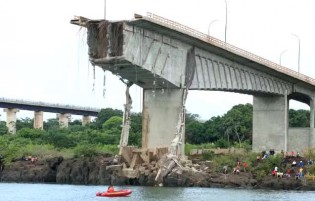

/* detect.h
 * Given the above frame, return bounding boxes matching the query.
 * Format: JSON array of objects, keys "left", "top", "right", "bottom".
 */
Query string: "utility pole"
[
  {"left": 104, "top": 0, "right": 106, "bottom": 19},
  {"left": 292, "top": 34, "right": 300, "bottom": 73},
  {"left": 224, "top": 0, "right": 227, "bottom": 42}
]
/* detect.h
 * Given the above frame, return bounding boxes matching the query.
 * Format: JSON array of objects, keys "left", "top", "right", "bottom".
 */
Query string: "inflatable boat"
[{"left": 96, "top": 189, "right": 132, "bottom": 197}]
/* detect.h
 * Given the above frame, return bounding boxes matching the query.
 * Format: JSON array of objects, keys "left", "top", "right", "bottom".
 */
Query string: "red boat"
[{"left": 96, "top": 189, "right": 132, "bottom": 197}]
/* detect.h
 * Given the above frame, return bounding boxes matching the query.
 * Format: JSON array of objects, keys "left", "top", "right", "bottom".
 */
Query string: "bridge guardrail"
[{"left": 146, "top": 12, "right": 315, "bottom": 86}]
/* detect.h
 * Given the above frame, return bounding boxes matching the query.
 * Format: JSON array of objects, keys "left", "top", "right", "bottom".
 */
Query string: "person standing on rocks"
[
  {"left": 242, "top": 162, "right": 247, "bottom": 172},
  {"left": 223, "top": 165, "right": 228, "bottom": 174}
]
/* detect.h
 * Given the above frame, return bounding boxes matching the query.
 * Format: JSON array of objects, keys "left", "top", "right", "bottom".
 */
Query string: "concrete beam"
[
  {"left": 34, "top": 111, "right": 44, "bottom": 130},
  {"left": 3, "top": 108, "right": 19, "bottom": 134},
  {"left": 58, "top": 113, "right": 71, "bottom": 128},
  {"left": 82, "top": 115, "right": 91, "bottom": 126}
]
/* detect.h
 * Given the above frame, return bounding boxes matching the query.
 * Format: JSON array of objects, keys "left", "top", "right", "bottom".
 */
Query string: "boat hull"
[{"left": 96, "top": 189, "right": 132, "bottom": 197}]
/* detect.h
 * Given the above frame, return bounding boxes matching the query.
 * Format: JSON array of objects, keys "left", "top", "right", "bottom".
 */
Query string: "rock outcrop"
[
  {"left": 1, "top": 156, "right": 315, "bottom": 191},
  {"left": 0, "top": 157, "right": 63, "bottom": 183}
]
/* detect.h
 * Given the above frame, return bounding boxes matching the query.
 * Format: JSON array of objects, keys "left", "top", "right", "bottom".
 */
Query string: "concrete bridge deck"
[
  {"left": 0, "top": 97, "right": 100, "bottom": 116},
  {"left": 71, "top": 13, "right": 315, "bottom": 104}
]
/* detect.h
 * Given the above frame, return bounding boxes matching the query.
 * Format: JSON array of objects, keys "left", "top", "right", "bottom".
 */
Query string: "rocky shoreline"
[{"left": 1, "top": 156, "right": 315, "bottom": 191}]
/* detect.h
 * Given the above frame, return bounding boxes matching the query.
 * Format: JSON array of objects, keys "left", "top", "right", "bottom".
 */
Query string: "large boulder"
[{"left": 164, "top": 168, "right": 210, "bottom": 187}]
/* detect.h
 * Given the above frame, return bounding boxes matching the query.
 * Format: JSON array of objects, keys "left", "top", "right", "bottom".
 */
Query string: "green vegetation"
[
  {"left": 0, "top": 105, "right": 311, "bottom": 166},
  {"left": 0, "top": 108, "right": 141, "bottom": 165}
]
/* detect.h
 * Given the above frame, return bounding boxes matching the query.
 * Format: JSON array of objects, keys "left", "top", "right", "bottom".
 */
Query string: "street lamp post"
[
  {"left": 224, "top": 0, "right": 227, "bottom": 43},
  {"left": 104, "top": 0, "right": 107, "bottom": 19},
  {"left": 208, "top": 19, "right": 219, "bottom": 36},
  {"left": 279, "top": 50, "right": 287, "bottom": 66},
  {"left": 291, "top": 34, "right": 300, "bottom": 73}
]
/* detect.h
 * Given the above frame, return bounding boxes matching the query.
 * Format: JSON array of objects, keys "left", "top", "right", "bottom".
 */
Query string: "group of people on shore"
[
  {"left": 20, "top": 155, "right": 38, "bottom": 164},
  {"left": 223, "top": 149, "right": 313, "bottom": 179},
  {"left": 224, "top": 159, "right": 248, "bottom": 174},
  {"left": 269, "top": 150, "right": 309, "bottom": 180}
]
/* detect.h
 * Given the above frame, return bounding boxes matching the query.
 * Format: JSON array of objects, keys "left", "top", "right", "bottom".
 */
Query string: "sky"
[{"left": 0, "top": 0, "right": 314, "bottom": 121}]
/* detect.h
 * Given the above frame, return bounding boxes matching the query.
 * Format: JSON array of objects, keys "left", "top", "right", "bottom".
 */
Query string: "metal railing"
[{"left": 146, "top": 12, "right": 315, "bottom": 85}]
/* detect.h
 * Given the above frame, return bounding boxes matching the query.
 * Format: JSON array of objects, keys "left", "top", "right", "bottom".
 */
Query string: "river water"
[{"left": 1, "top": 183, "right": 315, "bottom": 201}]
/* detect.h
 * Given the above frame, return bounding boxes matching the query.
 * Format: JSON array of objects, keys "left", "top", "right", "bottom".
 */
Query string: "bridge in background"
[
  {"left": 0, "top": 97, "right": 101, "bottom": 133},
  {"left": 71, "top": 13, "right": 315, "bottom": 155}
]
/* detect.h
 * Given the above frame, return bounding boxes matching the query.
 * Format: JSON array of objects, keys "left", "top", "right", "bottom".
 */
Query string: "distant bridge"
[
  {"left": 0, "top": 97, "right": 101, "bottom": 133},
  {"left": 0, "top": 97, "right": 100, "bottom": 116}
]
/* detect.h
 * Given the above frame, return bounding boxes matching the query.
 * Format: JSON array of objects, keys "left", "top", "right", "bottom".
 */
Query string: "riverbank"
[{"left": 1, "top": 155, "right": 315, "bottom": 191}]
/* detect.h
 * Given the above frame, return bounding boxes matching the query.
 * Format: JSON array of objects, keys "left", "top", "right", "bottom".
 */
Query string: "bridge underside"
[{"left": 92, "top": 58, "right": 178, "bottom": 90}]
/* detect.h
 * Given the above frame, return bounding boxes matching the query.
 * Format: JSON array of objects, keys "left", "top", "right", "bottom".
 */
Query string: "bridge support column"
[
  {"left": 310, "top": 97, "right": 315, "bottom": 147},
  {"left": 142, "top": 89, "right": 184, "bottom": 153},
  {"left": 3, "top": 108, "right": 19, "bottom": 134},
  {"left": 82, "top": 115, "right": 91, "bottom": 126},
  {"left": 252, "top": 95, "right": 288, "bottom": 152},
  {"left": 58, "top": 113, "right": 71, "bottom": 128},
  {"left": 34, "top": 111, "right": 44, "bottom": 130}
]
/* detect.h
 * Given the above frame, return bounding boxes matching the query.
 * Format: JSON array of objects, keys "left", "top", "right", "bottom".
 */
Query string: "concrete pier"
[
  {"left": 3, "top": 108, "right": 19, "bottom": 134},
  {"left": 142, "top": 89, "right": 184, "bottom": 151},
  {"left": 34, "top": 111, "right": 44, "bottom": 129},
  {"left": 82, "top": 115, "right": 91, "bottom": 126},
  {"left": 252, "top": 95, "right": 288, "bottom": 152},
  {"left": 58, "top": 113, "right": 71, "bottom": 128}
]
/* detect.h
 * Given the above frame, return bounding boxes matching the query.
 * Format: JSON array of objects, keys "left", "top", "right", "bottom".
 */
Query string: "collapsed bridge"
[{"left": 71, "top": 13, "right": 315, "bottom": 160}]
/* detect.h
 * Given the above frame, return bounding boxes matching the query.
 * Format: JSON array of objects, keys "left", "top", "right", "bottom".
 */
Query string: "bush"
[
  {"left": 74, "top": 144, "right": 99, "bottom": 157},
  {"left": 43, "top": 129, "right": 76, "bottom": 148},
  {"left": 201, "top": 151, "right": 215, "bottom": 160},
  {"left": 212, "top": 155, "right": 238, "bottom": 172},
  {"left": 19, "top": 144, "right": 74, "bottom": 160},
  {"left": 251, "top": 154, "right": 283, "bottom": 179},
  {"left": 16, "top": 128, "right": 46, "bottom": 140},
  {"left": 215, "top": 138, "right": 229, "bottom": 148},
  {"left": 308, "top": 165, "right": 315, "bottom": 175},
  {"left": 0, "top": 121, "right": 8, "bottom": 135},
  {"left": 303, "top": 147, "right": 315, "bottom": 160}
]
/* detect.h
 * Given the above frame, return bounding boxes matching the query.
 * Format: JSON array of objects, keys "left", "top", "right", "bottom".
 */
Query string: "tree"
[
  {"left": 43, "top": 128, "right": 75, "bottom": 148},
  {"left": 129, "top": 112, "right": 142, "bottom": 146},
  {"left": 185, "top": 121, "right": 205, "bottom": 144},
  {"left": 69, "top": 119, "right": 82, "bottom": 126},
  {"left": 289, "top": 109, "right": 310, "bottom": 127},
  {"left": 44, "top": 118, "right": 59, "bottom": 130},
  {"left": 185, "top": 112, "right": 200, "bottom": 125},
  {"left": 102, "top": 116, "right": 123, "bottom": 144},
  {"left": 16, "top": 118, "right": 33, "bottom": 131},
  {"left": 16, "top": 128, "right": 46, "bottom": 140},
  {"left": 0, "top": 121, "right": 7, "bottom": 135},
  {"left": 222, "top": 104, "right": 253, "bottom": 146},
  {"left": 203, "top": 116, "right": 225, "bottom": 142},
  {"left": 102, "top": 116, "right": 122, "bottom": 131},
  {"left": 95, "top": 108, "right": 123, "bottom": 129}
]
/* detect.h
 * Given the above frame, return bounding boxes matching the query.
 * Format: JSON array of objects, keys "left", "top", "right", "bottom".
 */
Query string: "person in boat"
[{"left": 107, "top": 185, "right": 115, "bottom": 193}]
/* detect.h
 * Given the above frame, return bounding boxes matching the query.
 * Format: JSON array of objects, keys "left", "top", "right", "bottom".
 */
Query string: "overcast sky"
[{"left": 0, "top": 0, "right": 314, "bottom": 121}]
